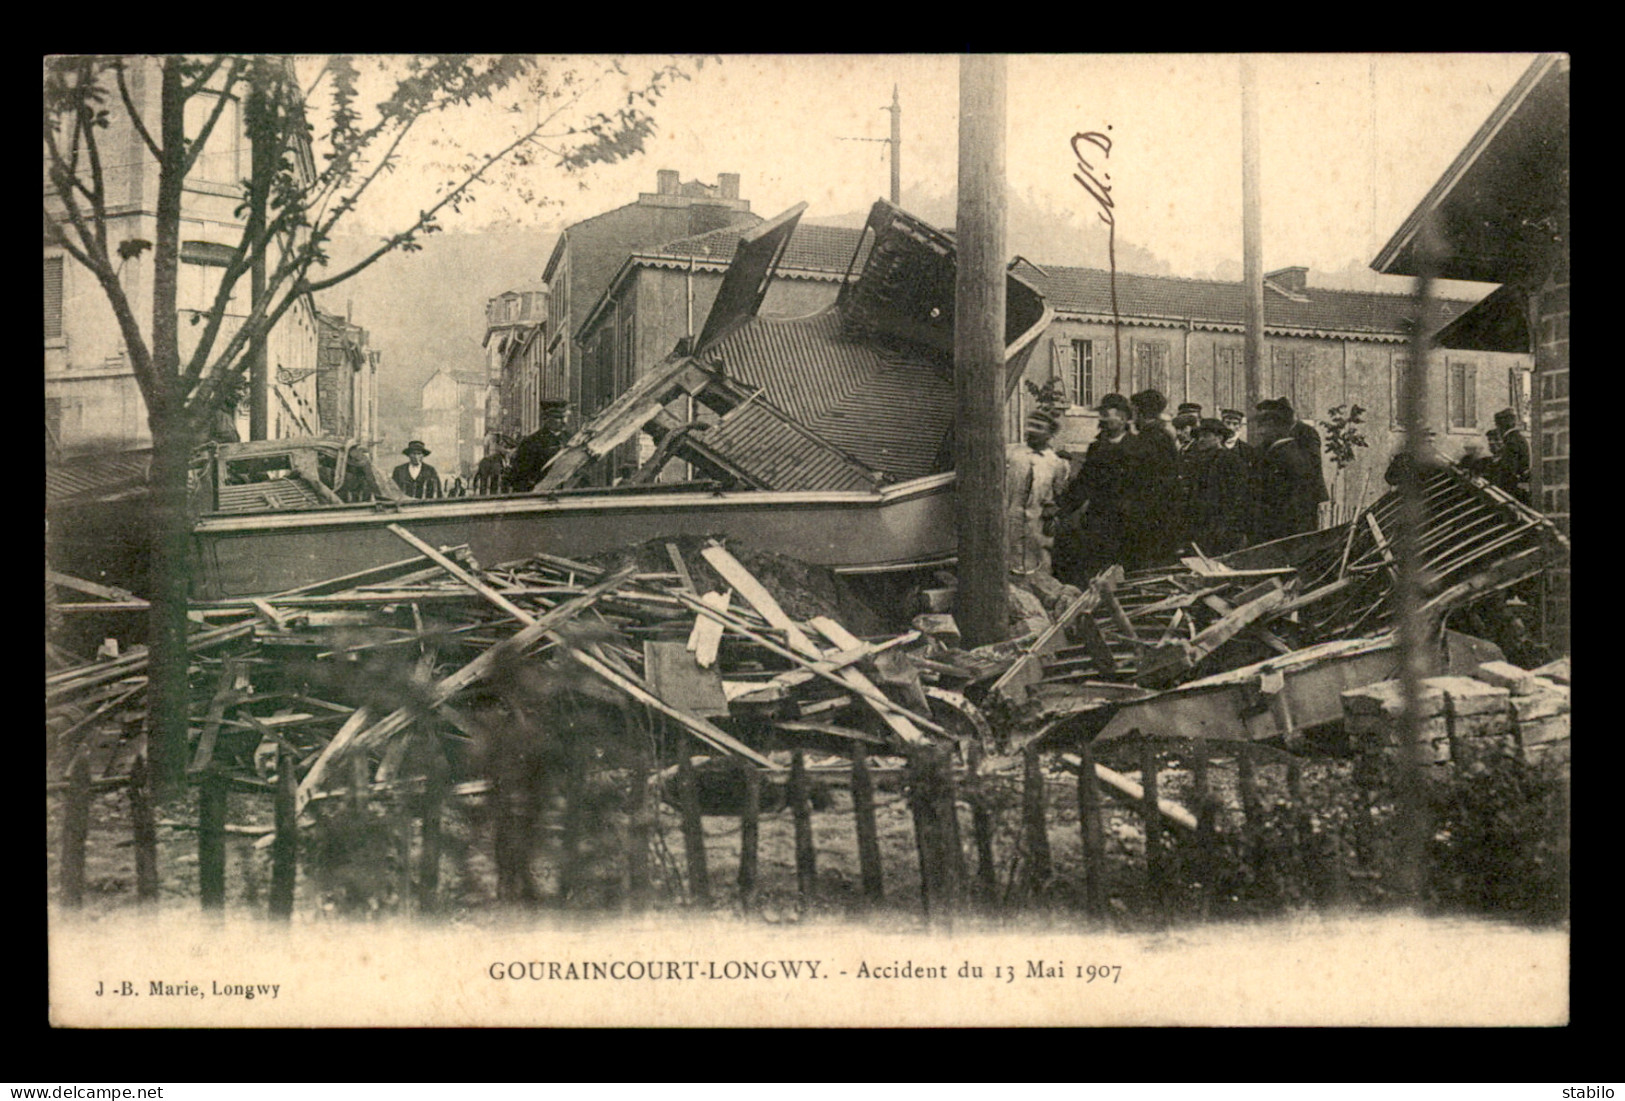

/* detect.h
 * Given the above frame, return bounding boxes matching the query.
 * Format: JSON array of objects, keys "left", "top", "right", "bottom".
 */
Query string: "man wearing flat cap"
[
  {"left": 473, "top": 433, "right": 518, "bottom": 496},
  {"left": 1491, "top": 408, "right": 1531, "bottom": 502},
  {"left": 1054, "top": 393, "right": 1134, "bottom": 585},
  {"left": 1122, "top": 388, "right": 1182, "bottom": 568},
  {"left": 1185, "top": 418, "right": 1251, "bottom": 554},
  {"left": 392, "top": 440, "right": 443, "bottom": 499}
]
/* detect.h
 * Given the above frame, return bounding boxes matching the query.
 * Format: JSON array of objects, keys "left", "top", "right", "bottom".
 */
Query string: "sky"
[{"left": 325, "top": 52, "right": 1542, "bottom": 282}]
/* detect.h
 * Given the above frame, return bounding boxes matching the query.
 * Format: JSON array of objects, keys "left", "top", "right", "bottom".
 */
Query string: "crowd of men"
[{"left": 1007, "top": 388, "right": 1532, "bottom": 589}]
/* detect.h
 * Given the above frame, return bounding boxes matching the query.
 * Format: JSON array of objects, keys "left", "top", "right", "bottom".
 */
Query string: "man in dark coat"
[
  {"left": 1253, "top": 407, "right": 1320, "bottom": 542},
  {"left": 1185, "top": 418, "right": 1252, "bottom": 555},
  {"left": 1492, "top": 408, "right": 1531, "bottom": 502},
  {"left": 1273, "top": 397, "right": 1329, "bottom": 516},
  {"left": 1054, "top": 393, "right": 1134, "bottom": 586},
  {"left": 509, "top": 403, "right": 570, "bottom": 492},
  {"left": 1122, "top": 388, "right": 1182, "bottom": 569},
  {"left": 472, "top": 434, "right": 517, "bottom": 496},
  {"left": 391, "top": 440, "right": 442, "bottom": 500}
]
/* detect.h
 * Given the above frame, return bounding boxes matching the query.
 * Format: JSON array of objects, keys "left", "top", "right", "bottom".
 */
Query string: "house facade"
[
  {"left": 1371, "top": 53, "right": 1569, "bottom": 649},
  {"left": 482, "top": 286, "right": 549, "bottom": 440},
  {"left": 44, "top": 57, "right": 321, "bottom": 459},
  {"left": 416, "top": 368, "right": 490, "bottom": 482},
  {"left": 541, "top": 169, "right": 759, "bottom": 427},
  {"left": 1015, "top": 264, "right": 1533, "bottom": 519}
]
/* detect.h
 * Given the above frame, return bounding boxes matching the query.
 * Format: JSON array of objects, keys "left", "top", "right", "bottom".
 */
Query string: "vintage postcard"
[{"left": 45, "top": 53, "right": 1569, "bottom": 1028}]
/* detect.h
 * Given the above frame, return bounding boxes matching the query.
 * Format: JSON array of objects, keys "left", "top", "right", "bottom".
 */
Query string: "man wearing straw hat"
[{"left": 392, "top": 440, "right": 443, "bottom": 499}]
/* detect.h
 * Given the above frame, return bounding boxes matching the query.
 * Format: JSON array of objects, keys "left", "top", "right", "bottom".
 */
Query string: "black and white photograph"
[{"left": 44, "top": 53, "right": 1570, "bottom": 1028}]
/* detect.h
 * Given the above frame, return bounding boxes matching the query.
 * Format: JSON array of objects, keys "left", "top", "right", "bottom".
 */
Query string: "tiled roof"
[
  {"left": 46, "top": 449, "right": 151, "bottom": 508},
  {"left": 702, "top": 306, "right": 954, "bottom": 481},
  {"left": 654, "top": 222, "right": 871, "bottom": 276},
  {"left": 1026, "top": 266, "right": 1475, "bottom": 338}
]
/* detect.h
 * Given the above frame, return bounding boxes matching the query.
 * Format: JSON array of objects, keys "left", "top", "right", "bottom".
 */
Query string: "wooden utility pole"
[
  {"left": 888, "top": 85, "right": 902, "bottom": 205},
  {"left": 953, "top": 54, "right": 1009, "bottom": 649},
  {"left": 246, "top": 68, "right": 272, "bottom": 440},
  {"left": 1241, "top": 56, "right": 1266, "bottom": 432}
]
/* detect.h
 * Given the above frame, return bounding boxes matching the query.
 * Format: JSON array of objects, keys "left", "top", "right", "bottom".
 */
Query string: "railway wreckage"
[{"left": 47, "top": 198, "right": 1570, "bottom": 915}]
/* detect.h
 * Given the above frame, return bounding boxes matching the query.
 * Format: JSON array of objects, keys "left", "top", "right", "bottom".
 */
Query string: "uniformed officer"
[
  {"left": 1123, "top": 388, "right": 1182, "bottom": 569},
  {"left": 1185, "top": 418, "right": 1251, "bottom": 555},
  {"left": 1253, "top": 406, "right": 1320, "bottom": 542},
  {"left": 1492, "top": 408, "right": 1532, "bottom": 502},
  {"left": 1054, "top": 393, "right": 1134, "bottom": 586}
]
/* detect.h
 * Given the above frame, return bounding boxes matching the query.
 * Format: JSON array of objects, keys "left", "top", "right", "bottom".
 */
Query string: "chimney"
[
  {"left": 1265, "top": 266, "right": 1308, "bottom": 294},
  {"left": 718, "top": 172, "right": 740, "bottom": 200},
  {"left": 656, "top": 169, "right": 679, "bottom": 196}
]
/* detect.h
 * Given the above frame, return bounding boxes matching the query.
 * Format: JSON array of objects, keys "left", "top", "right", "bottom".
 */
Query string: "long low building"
[{"left": 1012, "top": 263, "right": 1532, "bottom": 517}]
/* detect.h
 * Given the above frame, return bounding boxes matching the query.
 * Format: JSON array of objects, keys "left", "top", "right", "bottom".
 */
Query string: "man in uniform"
[
  {"left": 1492, "top": 408, "right": 1531, "bottom": 502},
  {"left": 392, "top": 440, "right": 443, "bottom": 500},
  {"left": 1123, "top": 388, "right": 1182, "bottom": 569},
  {"left": 510, "top": 402, "right": 570, "bottom": 492},
  {"left": 1253, "top": 406, "right": 1320, "bottom": 542},
  {"left": 1054, "top": 393, "right": 1134, "bottom": 586}
]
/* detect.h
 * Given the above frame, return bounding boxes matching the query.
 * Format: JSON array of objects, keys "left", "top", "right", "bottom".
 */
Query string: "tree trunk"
[{"left": 144, "top": 59, "right": 196, "bottom": 793}]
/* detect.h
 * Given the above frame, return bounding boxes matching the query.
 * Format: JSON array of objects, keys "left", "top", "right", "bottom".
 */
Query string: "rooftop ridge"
[{"left": 1039, "top": 263, "right": 1480, "bottom": 304}]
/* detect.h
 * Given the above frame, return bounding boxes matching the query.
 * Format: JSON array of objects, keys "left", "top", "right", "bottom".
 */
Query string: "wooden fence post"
[
  {"left": 908, "top": 745, "right": 961, "bottom": 922},
  {"left": 675, "top": 751, "right": 711, "bottom": 907},
  {"left": 128, "top": 752, "right": 159, "bottom": 902},
  {"left": 418, "top": 777, "right": 444, "bottom": 914},
  {"left": 1192, "top": 738, "right": 1217, "bottom": 918},
  {"left": 1237, "top": 742, "right": 1265, "bottom": 901},
  {"left": 59, "top": 748, "right": 92, "bottom": 909},
  {"left": 737, "top": 758, "right": 760, "bottom": 907},
  {"left": 968, "top": 744, "right": 998, "bottom": 905},
  {"left": 270, "top": 744, "right": 297, "bottom": 920},
  {"left": 626, "top": 716, "right": 654, "bottom": 913},
  {"left": 198, "top": 770, "right": 228, "bottom": 911},
  {"left": 1021, "top": 745, "right": 1052, "bottom": 899},
  {"left": 559, "top": 736, "right": 588, "bottom": 906},
  {"left": 790, "top": 749, "right": 817, "bottom": 899},
  {"left": 1141, "top": 735, "right": 1164, "bottom": 915},
  {"left": 1076, "top": 738, "right": 1107, "bottom": 920},
  {"left": 850, "top": 752, "right": 884, "bottom": 903}
]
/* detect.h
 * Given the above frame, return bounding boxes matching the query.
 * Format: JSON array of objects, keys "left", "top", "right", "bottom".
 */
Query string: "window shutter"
[
  {"left": 1296, "top": 348, "right": 1316, "bottom": 423},
  {"left": 44, "top": 257, "right": 63, "bottom": 340},
  {"left": 1465, "top": 363, "right": 1478, "bottom": 427}
]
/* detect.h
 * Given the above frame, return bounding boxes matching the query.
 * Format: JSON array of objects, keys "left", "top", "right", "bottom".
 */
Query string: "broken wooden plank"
[
  {"left": 1058, "top": 752, "right": 1197, "bottom": 830},
  {"left": 988, "top": 565, "right": 1122, "bottom": 704},
  {"left": 701, "top": 544, "right": 822, "bottom": 656},
  {"left": 47, "top": 569, "right": 143, "bottom": 604},
  {"left": 807, "top": 617, "right": 929, "bottom": 746},
  {"left": 686, "top": 591, "right": 731, "bottom": 668},
  {"left": 1099, "top": 578, "right": 1139, "bottom": 642},
  {"left": 665, "top": 543, "right": 697, "bottom": 595},
  {"left": 1137, "top": 580, "right": 1288, "bottom": 688},
  {"left": 668, "top": 589, "right": 948, "bottom": 737}
]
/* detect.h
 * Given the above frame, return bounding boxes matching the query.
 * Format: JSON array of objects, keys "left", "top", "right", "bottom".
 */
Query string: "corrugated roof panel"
[{"left": 692, "top": 401, "right": 878, "bottom": 493}]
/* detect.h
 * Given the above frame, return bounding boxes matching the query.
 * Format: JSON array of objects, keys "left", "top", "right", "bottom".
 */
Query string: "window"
[
  {"left": 1214, "top": 345, "right": 1242, "bottom": 413},
  {"left": 1447, "top": 360, "right": 1478, "bottom": 429},
  {"left": 44, "top": 256, "right": 64, "bottom": 340},
  {"left": 183, "top": 93, "right": 244, "bottom": 186},
  {"left": 1069, "top": 339, "right": 1094, "bottom": 405},
  {"left": 1133, "top": 340, "right": 1169, "bottom": 394},
  {"left": 1390, "top": 353, "right": 1410, "bottom": 427}
]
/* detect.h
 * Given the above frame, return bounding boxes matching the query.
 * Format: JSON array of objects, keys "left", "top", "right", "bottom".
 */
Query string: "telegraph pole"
[
  {"left": 839, "top": 85, "right": 902, "bottom": 205},
  {"left": 887, "top": 84, "right": 901, "bottom": 205},
  {"left": 1241, "top": 55, "right": 1265, "bottom": 433},
  {"left": 246, "top": 66, "right": 272, "bottom": 440},
  {"left": 953, "top": 55, "right": 1008, "bottom": 649}
]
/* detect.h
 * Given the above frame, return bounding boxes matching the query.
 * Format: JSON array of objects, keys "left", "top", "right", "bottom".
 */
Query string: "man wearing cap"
[
  {"left": 1054, "top": 393, "right": 1133, "bottom": 585},
  {"left": 1185, "top": 418, "right": 1251, "bottom": 554},
  {"left": 392, "top": 441, "right": 443, "bottom": 500},
  {"left": 1006, "top": 410, "right": 1072, "bottom": 577},
  {"left": 1273, "top": 397, "right": 1329, "bottom": 515},
  {"left": 510, "top": 402, "right": 570, "bottom": 492},
  {"left": 1254, "top": 406, "right": 1320, "bottom": 541},
  {"left": 473, "top": 433, "right": 518, "bottom": 496},
  {"left": 1491, "top": 408, "right": 1531, "bottom": 502},
  {"left": 1122, "top": 388, "right": 1182, "bottom": 568}
]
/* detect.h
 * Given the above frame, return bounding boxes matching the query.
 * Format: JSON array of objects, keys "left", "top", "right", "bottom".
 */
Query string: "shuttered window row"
[{"left": 45, "top": 256, "right": 64, "bottom": 340}]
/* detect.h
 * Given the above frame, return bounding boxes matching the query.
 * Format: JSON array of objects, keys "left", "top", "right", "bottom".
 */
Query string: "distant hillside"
[
  {"left": 803, "top": 181, "right": 1175, "bottom": 276},
  {"left": 318, "top": 227, "right": 558, "bottom": 446}
]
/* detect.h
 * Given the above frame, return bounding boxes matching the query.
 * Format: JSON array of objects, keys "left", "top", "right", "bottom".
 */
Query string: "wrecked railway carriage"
[{"left": 184, "top": 201, "right": 1051, "bottom": 599}]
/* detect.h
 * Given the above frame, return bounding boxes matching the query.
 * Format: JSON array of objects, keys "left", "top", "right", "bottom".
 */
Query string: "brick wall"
[{"left": 1532, "top": 246, "right": 1570, "bottom": 652}]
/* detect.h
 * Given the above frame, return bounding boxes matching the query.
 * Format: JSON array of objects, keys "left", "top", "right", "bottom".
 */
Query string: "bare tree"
[{"left": 44, "top": 53, "right": 701, "bottom": 788}]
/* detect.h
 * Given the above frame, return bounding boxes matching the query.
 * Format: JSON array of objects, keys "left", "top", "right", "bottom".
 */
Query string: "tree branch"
[
  {"left": 114, "top": 58, "right": 161, "bottom": 161},
  {"left": 178, "top": 55, "right": 247, "bottom": 178},
  {"left": 180, "top": 54, "right": 228, "bottom": 99}
]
